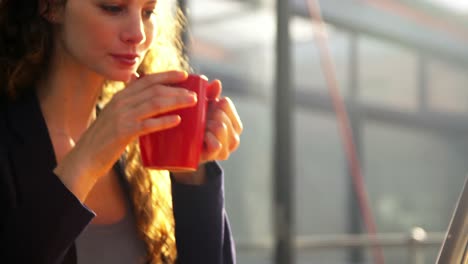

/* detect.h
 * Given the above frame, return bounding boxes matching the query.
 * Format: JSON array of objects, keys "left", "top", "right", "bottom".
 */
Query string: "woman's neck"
[{"left": 37, "top": 59, "right": 105, "bottom": 142}]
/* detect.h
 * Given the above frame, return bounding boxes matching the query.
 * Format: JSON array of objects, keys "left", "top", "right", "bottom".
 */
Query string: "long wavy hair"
[{"left": 0, "top": 0, "right": 189, "bottom": 263}]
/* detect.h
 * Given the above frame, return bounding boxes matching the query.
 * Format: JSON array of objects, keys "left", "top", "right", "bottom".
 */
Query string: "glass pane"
[
  {"left": 364, "top": 122, "right": 468, "bottom": 231},
  {"left": 297, "top": 249, "right": 350, "bottom": 264},
  {"left": 292, "top": 20, "right": 350, "bottom": 95},
  {"left": 294, "top": 109, "right": 348, "bottom": 263},
  {"left": 294, "top": 110, "right": 347, "bottom": 235},
  {"left": 359, "top": 36, "right": 419, "bottom": 111},
  {"left": 427, "top": 59, "right": 468, "bottom": 113},
  {"left": 364, "top": 122, "right": 468, "bottom": 232},
  {"left": 363, "top": 121, "right": 468, "bottom": 262},
  {"left": 237, "top": 249, "right": 272, "bottom": 264}
]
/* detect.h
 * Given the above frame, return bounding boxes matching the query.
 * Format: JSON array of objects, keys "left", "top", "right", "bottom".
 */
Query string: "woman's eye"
[
  {"left": 143, "top": 9, "right": 156, "bottom": 19},
  {"left": 100, "top": 5, "right": 124, "bottom": 14}
]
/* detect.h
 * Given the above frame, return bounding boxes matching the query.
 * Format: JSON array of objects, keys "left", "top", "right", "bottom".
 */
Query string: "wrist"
[{"left": 53, "top": 149, "right": 98, "bottom": 202}]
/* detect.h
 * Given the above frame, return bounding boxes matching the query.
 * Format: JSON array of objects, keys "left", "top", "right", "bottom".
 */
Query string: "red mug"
[{"left": 139, "top": 74, "right": 214, "bottom": 172}]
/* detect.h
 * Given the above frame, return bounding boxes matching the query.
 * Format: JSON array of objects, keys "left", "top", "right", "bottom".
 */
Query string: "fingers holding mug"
[
  {"left": 213, "top": 97, "right": 243, "bottom": 135},
  {"left": 202, "top": 99, "right": 242, "bottom": 162},
  {"left": 202, "top": 119, "right": 228, "bottom": 161}
]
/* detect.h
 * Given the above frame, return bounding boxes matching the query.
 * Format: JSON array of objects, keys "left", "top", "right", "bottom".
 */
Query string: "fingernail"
[{"left": 189, "top": 93, "right": 198, "bottom": 103}]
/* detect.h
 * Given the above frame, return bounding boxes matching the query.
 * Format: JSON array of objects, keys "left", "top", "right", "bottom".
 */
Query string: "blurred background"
[{"left": 179, "top": 0, "right": 468, "bottom": 263}]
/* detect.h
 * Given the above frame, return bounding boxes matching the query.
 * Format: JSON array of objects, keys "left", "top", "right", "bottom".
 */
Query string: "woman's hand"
[
  {"left": 171, "top": 80, "right": 243, "bottom": 185},
  {"left": 201, "top": 80, "right": 243, "bottom": 163},
  {"left": 54, "top": 70, "right": 196, "bottom": 200}
]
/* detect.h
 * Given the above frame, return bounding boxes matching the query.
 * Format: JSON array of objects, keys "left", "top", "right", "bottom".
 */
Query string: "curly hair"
[{"left": 0, "top": 0, "right": 189, "bottom": 263}]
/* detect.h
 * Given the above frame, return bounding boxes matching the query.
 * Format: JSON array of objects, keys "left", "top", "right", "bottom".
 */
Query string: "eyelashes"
[
  {"left": 100, "top": 5, "right": 123, "bottom": 14},
  {"left": 100, "top": 5, "right": 156, "bottom": 19},
  {"left": 143, "top": 10, "right": 157, "bottom": 19}
]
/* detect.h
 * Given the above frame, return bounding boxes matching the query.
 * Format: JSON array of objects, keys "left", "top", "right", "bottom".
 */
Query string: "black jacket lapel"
[{"left": 5, "top": 91, "right": 57, "bottom": 202}]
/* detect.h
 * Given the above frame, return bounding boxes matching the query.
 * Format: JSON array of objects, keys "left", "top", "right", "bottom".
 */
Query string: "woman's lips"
[{"left": 110, "top": 54, "right": 139, "bottom": 67}]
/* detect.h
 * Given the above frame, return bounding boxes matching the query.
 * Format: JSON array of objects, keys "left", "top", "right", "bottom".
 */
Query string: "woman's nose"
[{"left": 120, "top": 15, "right": 146, "bottom": 44}]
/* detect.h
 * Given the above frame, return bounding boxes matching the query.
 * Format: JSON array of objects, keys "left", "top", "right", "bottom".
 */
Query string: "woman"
[{"left": 0, "top": 0, "right": 242, "bottom": 263}]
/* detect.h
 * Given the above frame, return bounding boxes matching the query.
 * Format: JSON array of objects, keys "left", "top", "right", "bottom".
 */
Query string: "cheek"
[
  {"left": 63, "top": 13, "right": 114, "bottom": 55},
  {"left": 144, "top": 23, "right": 156, "bottom": 49},
  {"left": 84, "top": 19, "right": 115, "bottom": 48}
]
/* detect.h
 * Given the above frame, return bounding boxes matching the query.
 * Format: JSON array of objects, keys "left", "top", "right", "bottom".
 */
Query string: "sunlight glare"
[{"left": 427, "top": 0, "right": 468, "bottom": 13}]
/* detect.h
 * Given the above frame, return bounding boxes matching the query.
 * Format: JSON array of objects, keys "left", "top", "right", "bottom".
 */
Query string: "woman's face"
[{"left": 55, "top": 0, "right": 157, "bottom": 81}]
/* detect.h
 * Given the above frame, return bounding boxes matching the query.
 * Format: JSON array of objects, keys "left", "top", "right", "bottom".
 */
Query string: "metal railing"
[{"left": 236, "top": 228, "right": 446, "bottom": 264}]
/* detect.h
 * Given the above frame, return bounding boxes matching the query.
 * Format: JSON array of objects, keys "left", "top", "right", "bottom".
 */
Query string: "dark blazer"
[{"left": 0, "top": 92, "right": 236, "bottom": 264}]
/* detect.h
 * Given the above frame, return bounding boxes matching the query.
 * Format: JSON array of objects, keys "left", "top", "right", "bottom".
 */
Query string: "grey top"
[{"left": 75, "top": 207, "right": 147, "bottom": 264}]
